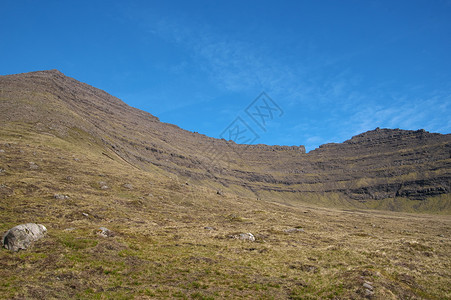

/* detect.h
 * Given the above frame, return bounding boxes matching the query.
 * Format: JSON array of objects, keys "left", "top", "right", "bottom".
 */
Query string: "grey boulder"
[
  {"left": 96, "top": 227, "right": 114, "bottom": 237},
  {"left": 229, "top": 232, "right": 256, "bottom": 242},
  {"left": 2, "top": 223, "right": 47, "bottom": 251},
  {"left": 239, "top": 233, "right": 256, "bottom": 241}
]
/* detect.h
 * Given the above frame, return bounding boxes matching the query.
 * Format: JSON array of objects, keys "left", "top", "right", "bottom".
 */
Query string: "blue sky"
[{"left": 1, "top": 0, "right": 450, "bottom": 151}]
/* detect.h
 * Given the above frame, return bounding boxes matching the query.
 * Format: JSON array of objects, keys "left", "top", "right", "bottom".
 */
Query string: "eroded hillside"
[
  {"left": 0, "top": 125, "right": 450, "bottom": 298},
  {"left": 0, "top": 70, "right": 449, "bottom": 212}
]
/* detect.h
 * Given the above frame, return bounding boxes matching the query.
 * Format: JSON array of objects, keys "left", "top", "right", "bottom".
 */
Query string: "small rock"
[
  {"left": 123, "top": 183, "right": 133, "bottom": 190},
  {"left": 82, "top": 212, "right": 89, "bottom": 217},
  {"left": 0, "top": 149, "right": 5, "bottom": 153},
  {"left": 364, "top": 289, "right": 374, "bottom": 297},
  {"left": 29, "top": 162, "right": 39, "bottom": 170},
  {"left": 2, "top": 223, "right": 47, "bottom": 251},
  {"left": 54, "top": 194, "right": 69, "bottom": 200},
  {"left": 96, "top": 227, "right": 114, "bottom": 237},
  {"left": 230, "top": 232, "right": 255, "bottom": 242},
  {"left": 363, "top": 282, "right": 373, "bottom": 290},
  {"left": 204, "top": 226, "right": 216, "bottom": 231},
  {"left": 100, "top": 185, "right": 109, "bottom": 190},
  {"left": 63, "top": 227, "right": 75, "bottom": 232},
  {"left": 239, "top": 233, "right": 255, "bottom": 241},
  {"left": 284, "top": 227, "right": 305, "bottom": 233},
  {"left": 216, "top": 190, "right": 223, "bottom": 195}
]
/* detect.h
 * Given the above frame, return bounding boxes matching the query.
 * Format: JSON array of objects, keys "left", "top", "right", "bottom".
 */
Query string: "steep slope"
[
  {"left": 0, "top": 70, "right": 450, "bottom": 212},
  {"left": 1, "top": 122, "right": 450, "bottom": 299},
  {"left": 1, "top": 70, "right": 451, "bottom": 298}
]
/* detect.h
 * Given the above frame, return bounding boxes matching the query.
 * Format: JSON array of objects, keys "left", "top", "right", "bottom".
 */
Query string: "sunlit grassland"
[{"left": 1, "top": 127, "right": 450, "bottom": 299}]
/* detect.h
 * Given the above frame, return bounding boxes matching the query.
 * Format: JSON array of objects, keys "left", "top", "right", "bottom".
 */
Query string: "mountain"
[
  {"left": 1, "top": 70, "right": 449, "bottom": 212},
  {"left": 1, "top": 70, "right": 451, "bottom": 299}
]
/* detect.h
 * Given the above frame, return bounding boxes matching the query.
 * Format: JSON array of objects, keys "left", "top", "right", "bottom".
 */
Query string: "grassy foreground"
[{"left": 0, "top": 126, "right": 450, "bottom": 299}]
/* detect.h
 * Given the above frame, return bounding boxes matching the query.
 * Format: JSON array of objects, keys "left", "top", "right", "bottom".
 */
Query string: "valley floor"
[{"left": 1, "top": 128, "right": 450, "bottom": 299}]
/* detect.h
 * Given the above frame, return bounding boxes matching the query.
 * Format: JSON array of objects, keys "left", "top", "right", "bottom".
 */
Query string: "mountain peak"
[
  {"left": 45, "top": 69, "right": 64, "bottom": 75},
  {"left": 30, "top": 69, "right": 65, "bottom": 77},
  {"left": 344, "top": 127, "right": 443, "bottom": 145},
  {"left": 0, "top": 69, "right": 66, "bottom": 78}
]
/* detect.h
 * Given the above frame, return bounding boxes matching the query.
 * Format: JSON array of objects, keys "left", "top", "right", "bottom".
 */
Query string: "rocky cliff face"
[
  {"left": 1, "top": 70, "right": 450, "bottom": 208},
  {"left": 309, "top": 128, "right": 450, "bottom": 200}
]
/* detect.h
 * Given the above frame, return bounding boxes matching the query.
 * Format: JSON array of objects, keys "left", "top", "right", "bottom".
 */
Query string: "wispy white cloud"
[
  {"left": 149, "top": 17, "right": 302, "bottom": 98},
  {"left": 344, "top": 92, "right": 451, "bottom": 136},
  {"left": 123, "top": 8, "right": 451, "bottom": 150}
]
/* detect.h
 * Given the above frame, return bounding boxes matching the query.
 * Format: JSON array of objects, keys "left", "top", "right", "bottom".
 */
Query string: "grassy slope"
[{"left": 1, "top": 125, "right": 451, "bottom": 299}]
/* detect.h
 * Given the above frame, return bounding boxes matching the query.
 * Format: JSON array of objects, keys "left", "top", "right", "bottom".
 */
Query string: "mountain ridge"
[{"left": 1, "top": 69, "right": 450, "bottom": 211}]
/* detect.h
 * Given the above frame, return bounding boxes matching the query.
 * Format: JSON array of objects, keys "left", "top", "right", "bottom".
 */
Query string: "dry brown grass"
[{"left": 1, "top": 126, "right": 450, "bottom": 299}]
